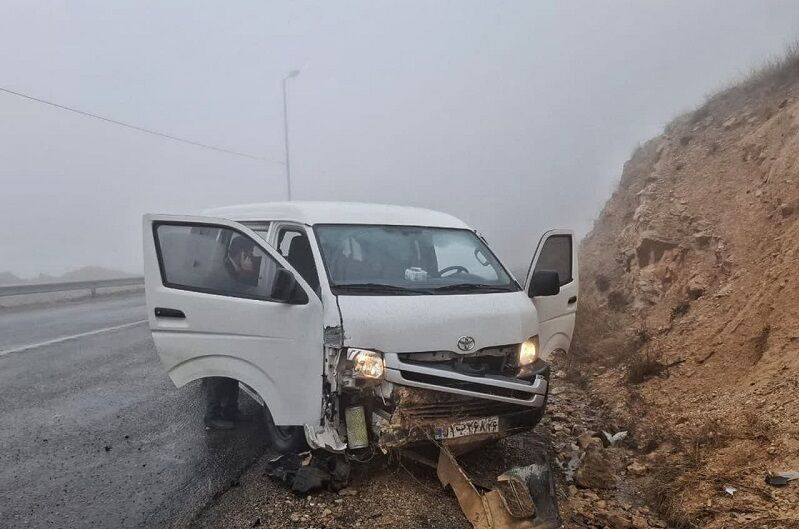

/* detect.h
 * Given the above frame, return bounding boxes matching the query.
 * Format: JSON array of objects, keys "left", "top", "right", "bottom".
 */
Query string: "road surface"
[{"left": 0, "top": 294, "right": 270, "bottom": 529}]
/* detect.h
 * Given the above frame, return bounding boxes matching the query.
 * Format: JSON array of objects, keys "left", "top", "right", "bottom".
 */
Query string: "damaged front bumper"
[{"left": 317, "top": 350, "right": 550, "bottom": 452}]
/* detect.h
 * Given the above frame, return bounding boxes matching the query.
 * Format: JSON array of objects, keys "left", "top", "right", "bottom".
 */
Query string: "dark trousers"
[{"left": 204, "top": 377, "right": 239, "bottom": 421}]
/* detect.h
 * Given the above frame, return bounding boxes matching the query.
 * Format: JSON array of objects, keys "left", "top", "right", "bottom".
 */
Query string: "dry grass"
[
  {"left": 690, "top": 42, "right": 799, "bottom": 125},
  {"left": 626, "top": 356, "right": 666, "bottom": 384},
  {"left": 640, "top": 458, "right": 699, "bottom": 529},
  {"left": 742, "top": 409, "right": 775, "bottom": 443}
]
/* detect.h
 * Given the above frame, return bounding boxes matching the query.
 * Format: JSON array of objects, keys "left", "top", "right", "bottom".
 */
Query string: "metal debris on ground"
[{"left": 435, "top": 445, "right": 560, "bottom": 529}]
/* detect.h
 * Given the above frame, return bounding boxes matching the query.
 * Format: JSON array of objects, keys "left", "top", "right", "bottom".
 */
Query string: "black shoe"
[{"left": 205, "top": 417, "right": 236, "bottom": 430}]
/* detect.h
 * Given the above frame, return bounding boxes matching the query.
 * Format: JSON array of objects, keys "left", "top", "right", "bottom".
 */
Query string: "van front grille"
[{"left": 399, "top": 371, "right": 535, "bottom": 401}]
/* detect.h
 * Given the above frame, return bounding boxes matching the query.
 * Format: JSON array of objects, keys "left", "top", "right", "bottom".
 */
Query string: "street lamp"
[{"left": 282, "top": 70, "right": 300, "bottom": 201}]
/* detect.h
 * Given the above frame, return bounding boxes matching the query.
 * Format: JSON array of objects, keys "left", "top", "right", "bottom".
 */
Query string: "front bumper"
[{"left": 375, "top": 358, "right": 550, "bottom": 449}]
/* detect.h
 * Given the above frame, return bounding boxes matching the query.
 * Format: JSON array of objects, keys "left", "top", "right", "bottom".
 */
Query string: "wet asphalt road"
[{"left": 0, "top": 294, "right": 270, "bottom": 529}]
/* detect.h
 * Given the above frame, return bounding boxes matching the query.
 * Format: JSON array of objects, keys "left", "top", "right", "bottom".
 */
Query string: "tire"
[{"left": 263, "top": 405, "right": 309, "bottom": 454}]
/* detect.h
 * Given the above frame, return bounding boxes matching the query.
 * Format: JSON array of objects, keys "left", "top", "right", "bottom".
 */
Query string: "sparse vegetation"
[
  {"left": 572, "top": 40, "right": 799, "bottom": 529},
  {"left": 626, "top": 355, "right": 666, "bottom": 384}
]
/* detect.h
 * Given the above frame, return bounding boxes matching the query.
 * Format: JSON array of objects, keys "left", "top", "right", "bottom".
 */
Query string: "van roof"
[{"left": 202, "top": 201, "right": 471, "bottom": 229}]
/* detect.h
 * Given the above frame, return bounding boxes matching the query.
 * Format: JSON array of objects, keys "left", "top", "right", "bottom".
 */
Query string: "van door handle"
[
  {"left": 567, "top": 296, "right": 577, "bottom": 305},
  {"left": 154, "top": 307, "right": 185, "bottom": 319}
]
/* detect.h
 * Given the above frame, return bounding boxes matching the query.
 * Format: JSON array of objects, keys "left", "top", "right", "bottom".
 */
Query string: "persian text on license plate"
[{"left": 433, "top": 416, "right": 500, "bottom": 440}]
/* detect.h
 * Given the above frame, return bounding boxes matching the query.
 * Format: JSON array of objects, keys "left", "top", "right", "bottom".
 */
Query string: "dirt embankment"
[{"left": 573, "top": 49, "right": 799, "bottom": 528}]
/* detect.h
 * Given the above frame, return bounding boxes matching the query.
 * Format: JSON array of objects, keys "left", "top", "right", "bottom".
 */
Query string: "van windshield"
[{"left": 315, "top": 224, "right": 519, "bottom": 295}]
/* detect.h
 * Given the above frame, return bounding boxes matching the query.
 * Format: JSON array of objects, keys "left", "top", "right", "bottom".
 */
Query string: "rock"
[
  {"left": 290, "top": 512, "right": 302, "bottom": 522},
  {"left": 337, "top": 487, "right": 358, "bottom": 496},
  {"left": 582, "top": 490, "right": 600, "bottom": 501},
  {"left": 686, "top": 274, "right": 708, "bottom": 300},
  {"left": 577, "top": 431, "right": 602, "bottom": 450},
  {"left": 575, "top": 448, "right": 615, "bottom": 490},
  {"left": 626, "top": 461, "right": 648, "bottom": 476},
  {"left": 552, "top": 412, "right": 569, "bottom": 422},
  {"left": 722, "top": 116, "right": 738, "bottom": 129},
  {"left": 567, "top": 484, "right": 579, "bottom": 496},
  {"left": 597, "top": 510, "right": 631, "bottom": 529},
  {"left": 321, "top": 508, "right": 333, "bottom": 518},
  {"left": 631, "top": 515, "right": 649, "bottom": 529},
  {"left": 755, "top": 189, "right": 763, "bottom": 197},
  {"left": 780, "top": 203, "right": 794, "bottom": 217},
  {"left": 692, "top": 232, "right": 712, "bottom": 247}
]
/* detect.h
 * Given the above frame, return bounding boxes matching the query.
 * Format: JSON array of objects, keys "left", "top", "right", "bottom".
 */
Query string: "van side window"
[
  {"left": 533, "top": 234, "right": 573, "bottom": 286},
  {"left": 154, "top": 223, "right": 287, "bottom": 302},
  {"left": 276, "top": 226, "right": 320, "bottom": 291}
]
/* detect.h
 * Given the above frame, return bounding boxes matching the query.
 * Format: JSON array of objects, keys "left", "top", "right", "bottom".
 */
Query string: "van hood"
[{"left": 337, "top": 292, "right": 537, "bottom": 353}]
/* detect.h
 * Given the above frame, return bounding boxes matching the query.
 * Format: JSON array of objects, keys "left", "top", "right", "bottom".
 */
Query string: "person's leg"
[
  {"left": 221, "top": 378, "right": 240, "bottom": 420},
  {"left": 204, "top": 377, "right": 235, "bottom": 430}
]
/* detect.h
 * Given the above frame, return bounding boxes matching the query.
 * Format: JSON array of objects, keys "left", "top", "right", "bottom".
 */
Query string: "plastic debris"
[
  {"left": 602, "top": 430, "right": 628, "bottom": 446},
  {"left": 723, "top": 485, "right": 736, "bottom": 496},
  {"left": 265, "top": 451, "right": 350, "bottom": 494}
]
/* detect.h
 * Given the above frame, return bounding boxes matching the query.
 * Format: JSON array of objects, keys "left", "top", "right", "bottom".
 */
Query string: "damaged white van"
[{"left": 143, "top": 202, "right": 577, "bottom": 454}]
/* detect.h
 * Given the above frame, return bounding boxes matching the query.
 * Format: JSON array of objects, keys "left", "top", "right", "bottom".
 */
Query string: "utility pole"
[{"left": 282, "top": 70, "right": 300, "bottom": 201}]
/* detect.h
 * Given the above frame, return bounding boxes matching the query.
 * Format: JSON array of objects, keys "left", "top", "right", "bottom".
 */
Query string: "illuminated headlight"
[
  {"left": 518, "top": 336, "right": 539, "bottom": 366},
  {"left": 347, "top": 348, "right": 385, "bottom": 379}
]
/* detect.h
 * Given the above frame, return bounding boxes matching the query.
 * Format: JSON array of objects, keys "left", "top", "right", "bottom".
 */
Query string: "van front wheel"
[{"left": 263, "top": 406, "right": 309, "bottom": 454}]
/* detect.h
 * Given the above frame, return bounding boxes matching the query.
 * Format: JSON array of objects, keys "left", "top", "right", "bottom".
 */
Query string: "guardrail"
[{"left": 0, "top": 277, "right": 144, "bottom": 298}]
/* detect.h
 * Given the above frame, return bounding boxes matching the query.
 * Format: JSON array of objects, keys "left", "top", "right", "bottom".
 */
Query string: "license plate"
[{"left": 433, "top": 416, "right": 500, "bottom": 440}]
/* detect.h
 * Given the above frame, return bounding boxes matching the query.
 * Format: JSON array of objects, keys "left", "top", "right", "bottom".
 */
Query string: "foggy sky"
[{"left": 2, "top": 1, "right": 799, "bottom": 278}]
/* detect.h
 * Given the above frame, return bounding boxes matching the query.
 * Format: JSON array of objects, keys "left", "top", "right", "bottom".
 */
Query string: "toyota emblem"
[{"left": 457, "top": 336, "right": 476, "bottom": 352}]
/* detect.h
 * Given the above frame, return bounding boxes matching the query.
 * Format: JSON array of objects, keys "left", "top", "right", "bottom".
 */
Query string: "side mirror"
[
  {"left": 528, "top": 270, "right": 560, "bottom": 297},
  {"left": 273, "top": 268, "right": 308, "bottom": 305}
]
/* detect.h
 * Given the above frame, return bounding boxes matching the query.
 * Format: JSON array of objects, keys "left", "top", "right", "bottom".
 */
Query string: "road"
[{"left": 0, "top": 294, "right": 270, "bottom": 529}]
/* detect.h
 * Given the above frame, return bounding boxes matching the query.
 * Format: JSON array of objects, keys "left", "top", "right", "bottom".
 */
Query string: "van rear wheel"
[{"left": 263, "top": 405, "right": 309, "bottom": 454}]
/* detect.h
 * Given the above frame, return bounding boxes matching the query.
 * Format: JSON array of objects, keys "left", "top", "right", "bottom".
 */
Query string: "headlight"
[
  {"left": 347, "top": 348, "right": 384, "bottom": 379},
  {"left": 518, "top": 336, "right": 539, "bottom": 366}
]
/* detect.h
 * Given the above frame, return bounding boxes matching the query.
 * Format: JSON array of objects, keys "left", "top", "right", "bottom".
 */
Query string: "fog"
[{"left": 2, "top": 1, "right": 798, "bottom": 278}]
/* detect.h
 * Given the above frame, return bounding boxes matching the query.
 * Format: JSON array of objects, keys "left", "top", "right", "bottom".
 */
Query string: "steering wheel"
[{"left": 439, "top": 265, "right": 469, "bottom": 277}]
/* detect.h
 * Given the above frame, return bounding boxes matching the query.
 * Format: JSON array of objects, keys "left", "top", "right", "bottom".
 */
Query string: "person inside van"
[{"left": 203, "top": 235, "right": 259, "bottom": 430}]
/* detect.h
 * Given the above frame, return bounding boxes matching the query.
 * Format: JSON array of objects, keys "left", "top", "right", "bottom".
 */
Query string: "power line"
[{"left": 0, "top": 86, "right": 284, "bottom": 164}]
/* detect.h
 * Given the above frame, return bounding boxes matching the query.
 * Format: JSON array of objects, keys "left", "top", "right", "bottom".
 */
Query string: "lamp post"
[{"left": 282, "top": 70, "right": 300, "bottom": 201}]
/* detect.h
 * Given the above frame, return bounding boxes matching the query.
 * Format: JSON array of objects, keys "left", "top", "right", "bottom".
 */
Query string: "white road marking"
[{"left": 0, "top": 320, "right": 148, "bottom": 356}]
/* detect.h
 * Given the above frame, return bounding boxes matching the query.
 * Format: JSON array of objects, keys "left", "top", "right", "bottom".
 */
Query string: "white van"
[{"left": 143, "top": 202, "right": 577, "bottom": 453}]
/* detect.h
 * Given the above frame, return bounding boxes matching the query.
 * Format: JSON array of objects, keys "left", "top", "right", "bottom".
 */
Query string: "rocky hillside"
[{"left": 575, "top": 49, "right": 799, "bottom": 528}]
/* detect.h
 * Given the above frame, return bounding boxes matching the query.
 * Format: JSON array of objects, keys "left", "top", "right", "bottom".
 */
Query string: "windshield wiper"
[
  {"left": 335, "top": 283, "right": 430, "bottom": 294},
  {"left": 432, "top": 283, "right": 511, "bottom": 293}
]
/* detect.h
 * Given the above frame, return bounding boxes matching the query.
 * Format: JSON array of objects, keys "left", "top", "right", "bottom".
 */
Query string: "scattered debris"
[
  {"left": 723, "top": 485, "right": 737, "bottom": 496},
  {"left": 602, "top": 431, "right": 628, "bottom": 446},
  {"left": 765, "top": 471, "right": 799, "bottom": 487},
  {"left": 264, "top": 451, "right": 350, "bottom": 494},
  {"left": 435, "top": 445, "right": 560, "bottom": 529}
]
